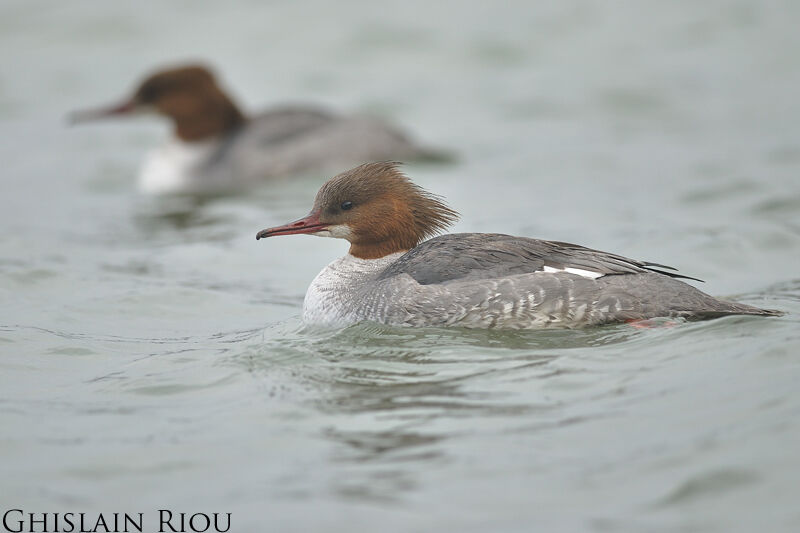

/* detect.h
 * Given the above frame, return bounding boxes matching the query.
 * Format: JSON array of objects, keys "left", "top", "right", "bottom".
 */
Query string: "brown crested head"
[
  {"left": 70, "top": 64, "right": 246, "bottom": 142},
  {"left": 256, "top": 162, "right": 459, "bottom": 259}
]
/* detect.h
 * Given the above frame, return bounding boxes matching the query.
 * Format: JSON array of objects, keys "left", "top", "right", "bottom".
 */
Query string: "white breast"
[
  {"left": 138, "top": 138, "right": 221, "bottom": 194},
  {"left": 302, "top": 253, "right": 404, "bottom": 326}
]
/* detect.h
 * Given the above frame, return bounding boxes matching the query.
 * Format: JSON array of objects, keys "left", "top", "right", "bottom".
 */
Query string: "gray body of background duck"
[
  {"left": 70, "top": 64, "right": 446, "bottom": 195},
  {"left": 257, "top": 162, "right": 782, "bottom": 329}
]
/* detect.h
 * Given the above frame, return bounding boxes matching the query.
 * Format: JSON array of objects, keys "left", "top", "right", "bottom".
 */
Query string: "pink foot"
[{"left": 625, "top": 318, "right": 681, "bottom": 329}]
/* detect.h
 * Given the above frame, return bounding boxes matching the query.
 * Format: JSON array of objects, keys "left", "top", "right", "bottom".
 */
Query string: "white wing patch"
[{"left": 543, "top": 266, "right": 604, "bottom": 279}]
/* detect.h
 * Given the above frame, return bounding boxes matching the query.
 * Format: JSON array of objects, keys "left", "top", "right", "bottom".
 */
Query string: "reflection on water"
[
  {"left": 132, "top": 196, "right": 237, "bottom": 241},
  {"left": 652, "top": 468, "right": 760, "bottom": 508}
]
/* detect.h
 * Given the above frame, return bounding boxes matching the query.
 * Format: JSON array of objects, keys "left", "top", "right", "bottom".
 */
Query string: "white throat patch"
[{"left": 313, "top": 225, "right": 352, "bottom": 239}]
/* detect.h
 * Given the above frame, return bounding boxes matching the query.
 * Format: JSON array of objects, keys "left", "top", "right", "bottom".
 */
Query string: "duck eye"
[{"left": 340, "top": 201, "right": 353, "bottom": 211}]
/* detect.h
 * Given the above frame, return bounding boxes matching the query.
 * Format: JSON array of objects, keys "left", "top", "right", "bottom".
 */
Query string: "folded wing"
[{"left": 378, "top": 233, "right": 702, "bottom": 285}]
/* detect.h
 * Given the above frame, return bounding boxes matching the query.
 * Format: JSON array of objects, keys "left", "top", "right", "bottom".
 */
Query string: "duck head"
[
  {"left": 257, "top": 162, "right": 459, "bottom": 259},
  {"left": 70, "top": 64, "right": 246, "bottom": 141}
]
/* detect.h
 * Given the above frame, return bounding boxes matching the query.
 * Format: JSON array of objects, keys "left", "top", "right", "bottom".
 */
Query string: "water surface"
[{"left": 1, "top": 1, "right": 799, "bottom": 531}]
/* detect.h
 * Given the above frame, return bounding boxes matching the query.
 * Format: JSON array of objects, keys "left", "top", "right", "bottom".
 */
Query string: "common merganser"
[
  {"left": 70, "top": 64, "right": 445, "bottom": 195},
  {"left": 255, "top": 162, "right": 781, "bottom": 329}
]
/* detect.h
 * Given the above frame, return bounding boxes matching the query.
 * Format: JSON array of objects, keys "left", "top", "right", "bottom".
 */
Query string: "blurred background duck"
[{"left": 70, "top": 64, "right": 448, "bottom": 195}]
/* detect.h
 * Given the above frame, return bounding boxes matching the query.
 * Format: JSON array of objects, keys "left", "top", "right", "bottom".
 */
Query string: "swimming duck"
[
  {"left": 71, "top": 65, "right": 445, "bottom": 195},
  {"left": 256, "top": 162, "right": 781, "bottom": 328}
]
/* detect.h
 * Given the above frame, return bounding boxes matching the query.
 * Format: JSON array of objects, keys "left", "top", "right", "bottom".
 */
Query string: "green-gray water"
[{"left": 2, "top": 1, "right": 799, "bottom": 531}]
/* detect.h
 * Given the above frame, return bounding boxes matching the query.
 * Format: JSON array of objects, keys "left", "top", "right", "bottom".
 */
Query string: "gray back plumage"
[
  {"left": 215, "top": 106, "right": 441, "bottom": 184},
  {"left": 377, "top": 233, "right": 700, "bottom": 285}
]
